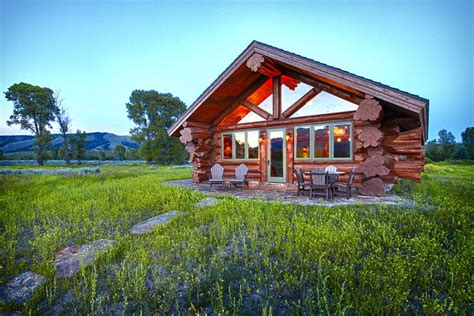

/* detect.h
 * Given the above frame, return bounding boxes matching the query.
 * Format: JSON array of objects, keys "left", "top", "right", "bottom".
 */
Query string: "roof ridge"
[{"left": 252, "top": 41, "right": 428, "bottom": 103}]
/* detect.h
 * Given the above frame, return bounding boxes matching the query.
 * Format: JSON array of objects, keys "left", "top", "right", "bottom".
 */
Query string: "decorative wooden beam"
[
  {"left": 212, "top": 75, "right": 269, "bottom": 126},
  {"left": 282, "top": 76, "right": 300, "bottom": 90},
  {"left": 273, "top": 75, "right": 281, "bottom": 119},
  {"left": 182, "top": 121, "right": 210, "bottom": 129},
  {"left": 281, "top": 68, "right": 363, "bottom": 105},
  {"left": 282, "top": 87, "right": 321, "bottom": 119},
  {"left": 246, "top": 53, "right": 281, "bottom": 77},
  {"left": 241, "top": 100, "right": 272, "bottom": 120}
]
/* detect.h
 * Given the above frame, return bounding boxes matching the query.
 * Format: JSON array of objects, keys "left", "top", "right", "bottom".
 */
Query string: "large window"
[
  {"left": 222, "top": 130, "right": 260, "bottom": 160},
  {"left": 295, "top": 126, "right": 310, "bottom": 158},
  {"left": 294, "top": 122, "right": 352, "bottom": 160}
]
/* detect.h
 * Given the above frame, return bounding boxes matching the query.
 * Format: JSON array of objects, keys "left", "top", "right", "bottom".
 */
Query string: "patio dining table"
[{"left": 304, "top": 171, "right": 346, "bottom": 200}]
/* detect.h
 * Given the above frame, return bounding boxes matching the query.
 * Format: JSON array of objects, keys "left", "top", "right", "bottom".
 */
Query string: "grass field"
[{"left": 0, "top": 162, "right": 473, "bottom": 314}]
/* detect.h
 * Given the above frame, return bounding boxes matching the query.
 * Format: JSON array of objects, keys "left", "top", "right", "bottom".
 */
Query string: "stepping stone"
[
  {"left": 196, "top": 197, "right": 220, "bottom": 208},
  {"left": 130, "top": 210, "right": 184, "bottom": 235},
  {"left": 54, "top": 239, "right": 116, "bottom": 278},
  {"left": 0, "top": 271, "right": 45, "bottom": 305}
]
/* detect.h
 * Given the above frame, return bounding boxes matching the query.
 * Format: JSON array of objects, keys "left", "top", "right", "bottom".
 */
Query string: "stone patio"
[{"left": 164, "top": 179, "right": 413, "bottom": 207}]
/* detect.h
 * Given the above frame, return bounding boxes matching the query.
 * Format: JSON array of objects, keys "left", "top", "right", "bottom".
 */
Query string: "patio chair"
[
  {"left": 325, "top": 165, "right": 339, "bottom": 190},
  {"left": 309, "top": 167, "right": 332, "bottom": 200},
  {"left": 333, "top": 168, "right": 355, "bottom": 199},
  {"left": 228, "top": 164, "right": 249, "bottom": 188},
  {"left": 325, "top": 165, "right": 337, "bottom": 173},
  {"left": 209, "top": 163, "right": 225, "bottom": 188},
  {"left": 295, "top": 168, "right": 311, "bottom": 196}
]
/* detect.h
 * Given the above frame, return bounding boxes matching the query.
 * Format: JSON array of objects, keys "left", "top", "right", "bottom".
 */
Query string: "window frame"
[
  {"left": 294, "top": 121, "right": 353, "bottom": 161},
  {"left": 222, "top": 129, "right": 260, "bottom": 161}
]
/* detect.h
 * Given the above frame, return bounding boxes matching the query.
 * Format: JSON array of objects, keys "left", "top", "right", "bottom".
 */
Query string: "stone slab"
[
  {"left": 54, "top": 239, "right": 116, "bottom": 278},
  {"left": 0, "top": 271, "right": 45, "bottom": 305},
  {"left": 195, "top": 197, "right": 220, "bottom": 208},
  {"left": 130, "top": 210, "right": 183, "bottom": 235}
]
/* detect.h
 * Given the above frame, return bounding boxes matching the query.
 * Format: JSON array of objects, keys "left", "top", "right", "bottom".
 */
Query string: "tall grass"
[{"left": 0, "top": 163, "right": 472, "bottom": 314}]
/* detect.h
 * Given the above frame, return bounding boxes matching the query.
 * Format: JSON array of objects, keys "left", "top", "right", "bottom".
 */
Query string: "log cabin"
[{"left": 168, "top": 41, "right": 429, "bottom": 196}]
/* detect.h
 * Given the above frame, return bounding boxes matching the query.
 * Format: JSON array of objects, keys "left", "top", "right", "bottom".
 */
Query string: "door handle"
[{"left": 267, "top": 160, "right": 270, "bottom": 166}]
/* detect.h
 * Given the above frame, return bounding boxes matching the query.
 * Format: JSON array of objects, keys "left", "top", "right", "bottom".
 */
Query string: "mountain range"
[{"left": 0, "top": 132, "right": 139, "bottom": 153}]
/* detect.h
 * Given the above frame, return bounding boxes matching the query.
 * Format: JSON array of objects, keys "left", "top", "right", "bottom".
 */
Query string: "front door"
[{"left": 267, "top": 128, "right": 286, "bottom": 183}]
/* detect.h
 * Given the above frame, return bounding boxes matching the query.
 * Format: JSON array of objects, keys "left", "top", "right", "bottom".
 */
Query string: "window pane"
[
  {"left": 314, "top": 125, "right": 330, "bottom": 158},
  {"left": 223, "top": 134, "right": 233, "bottom": 159},
  {"left": 235, "top": 132, "right": 245, "bottom": 159},
  {"left": 247, "top": 131, "right": 259, "bottom": 159},
  {"left": 333, "top": 124, "right": 351, "bottom": 158},
  {"left": 291, "top": 91, "right": 358, "bottom": 118},
  {"left": 295, "top": 127, "right": 310, "bottom": 158}
]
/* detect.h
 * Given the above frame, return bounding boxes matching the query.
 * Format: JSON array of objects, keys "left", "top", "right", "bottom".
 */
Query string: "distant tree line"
[
  {"left": 4, "top": 83, "right": 189, "bottom": 165},
  {"left": 425, "top": 127, "right": 474, "bottom": 162}
]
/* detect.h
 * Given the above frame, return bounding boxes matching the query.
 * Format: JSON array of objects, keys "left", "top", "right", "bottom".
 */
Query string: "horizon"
[{"left": 1, "top": 0, "right": 472, "bottom": 141}]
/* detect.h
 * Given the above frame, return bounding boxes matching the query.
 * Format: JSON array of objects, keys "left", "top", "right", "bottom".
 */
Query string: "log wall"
[{"left": 178, "top": 96, "right": 424, "bottom": 196}]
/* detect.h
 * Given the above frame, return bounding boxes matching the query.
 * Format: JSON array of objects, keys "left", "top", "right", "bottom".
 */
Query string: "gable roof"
[{"left": 168, "top": 41, "right": 429, "bottom": 141}]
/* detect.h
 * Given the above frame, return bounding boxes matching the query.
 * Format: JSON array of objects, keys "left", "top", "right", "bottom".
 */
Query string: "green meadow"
[{"left": 0, "top": 162, "right": 472, "bottom": 314}]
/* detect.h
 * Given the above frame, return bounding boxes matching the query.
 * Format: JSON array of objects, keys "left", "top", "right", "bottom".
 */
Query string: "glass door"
[{"left": 267, "top": 128, "right": 286, "bottom": 183}]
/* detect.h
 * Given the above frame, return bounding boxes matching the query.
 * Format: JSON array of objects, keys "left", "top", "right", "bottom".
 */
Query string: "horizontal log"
[
  {"left": 183, "top": 121, "right": 210, "bottom": 129},
  {"left": 216, "top": 160, "right": 259, "bottom": 165},
  {"left": 213, "top": 111, "right": 355, "bottom": 132}
]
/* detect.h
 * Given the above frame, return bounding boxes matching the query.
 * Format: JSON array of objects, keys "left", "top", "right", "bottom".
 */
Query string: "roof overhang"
[{"left": 168, "top": 41, "right": 429, "bottom": 142}]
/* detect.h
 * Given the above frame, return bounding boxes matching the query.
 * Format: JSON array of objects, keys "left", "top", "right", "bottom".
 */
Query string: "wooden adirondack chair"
[
  {"left": 209, "top": 164, "right": 225, "bottom": 188},
  {"left": 228, "top": 164, "right": 249, "bottom": 188},
  {"left": 325, "top": 165, "right": 337, "bottom": 173}
]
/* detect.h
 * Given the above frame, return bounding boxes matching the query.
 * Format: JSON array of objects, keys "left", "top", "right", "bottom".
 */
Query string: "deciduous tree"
[
  {"left": 54, "top": 94, "right": 72, "bottom": 164},
  {"left": 461, "top": 127, "right": 474, "bottom": 159},
  {"left": 126, "top": 90, "right": 187, "bottom": 164},
  {"left": 114, "top": 144, "right": 126, "bottom": 160},
  {"left": 437, "top": 129, "right": 456, "bottom": 160},
  {"left": 71, "top": 129, "right": 87, "bottom": 164},
  {"left": 4, "top": 82, "right": 58, "bottom": 165}
]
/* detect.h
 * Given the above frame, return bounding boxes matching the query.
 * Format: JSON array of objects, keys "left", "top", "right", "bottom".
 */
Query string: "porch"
[{"left": 164, "top": 179, "right": 412, "bottom": 207}]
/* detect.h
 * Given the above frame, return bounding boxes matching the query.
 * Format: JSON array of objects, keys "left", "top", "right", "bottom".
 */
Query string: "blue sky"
[{"left": 0, "top": 0, "right": 472, "bottom": 141}]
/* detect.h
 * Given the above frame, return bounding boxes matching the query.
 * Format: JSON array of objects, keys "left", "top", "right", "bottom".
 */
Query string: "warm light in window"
[
  {"left": 302, "top": 146, "right": 309, "bottom": 158},
  {"left": 334, "top": 126, "right": 348, "bottom": 137},
  {"left": 336, "top": 137, "right": 342, "bottom": 143}
]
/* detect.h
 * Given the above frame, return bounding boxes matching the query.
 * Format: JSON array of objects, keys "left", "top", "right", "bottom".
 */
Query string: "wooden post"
[
  {"left": 260, "top": 131, "right": 267, "bottom": 183},
  {"left": 273, "top": 75, "right": 281, "bottom": 119},
  {"left": 286, "top": 128, "right": 294, "bottom": 184}
]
